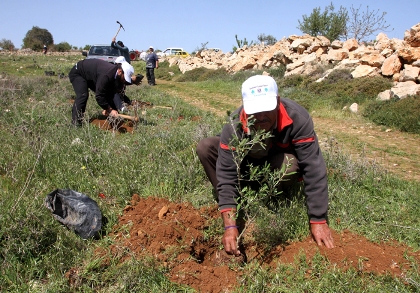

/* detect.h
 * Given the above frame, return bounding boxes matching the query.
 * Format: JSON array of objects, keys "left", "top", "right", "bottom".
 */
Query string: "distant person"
[
  {"left": 43, "top": 44, "right": 47, "bottom": 55},
  {"left": 68, "top": 59, "right": 134, "bottom": 126},
  {"left": 140, "top": 50, "right": 147, "bottom": 61},
  {"left": 111, "top": 38, "right": 131, "bottom": 64},
  {"left": 145, "top": 46, "right": 159, "bottom": 86}
]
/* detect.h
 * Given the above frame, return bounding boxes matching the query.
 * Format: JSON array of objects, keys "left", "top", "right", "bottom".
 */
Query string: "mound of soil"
[
  {"left": 89, "top": 116, "right": 136, "bottom": 133},
  {"left": 99, "top": 195, "right": 419, "bottom": 293}
]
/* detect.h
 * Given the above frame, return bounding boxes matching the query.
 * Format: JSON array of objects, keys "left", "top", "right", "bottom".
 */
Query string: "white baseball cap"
[
  {"left": 242, "top": 75, "right": 278, "bottom": 114},
  {"left": 115, "top": 56, "right": 126, "bottom": 64},
  {"left": 120, "top": 61, "right": 134, "bottom": 84}
]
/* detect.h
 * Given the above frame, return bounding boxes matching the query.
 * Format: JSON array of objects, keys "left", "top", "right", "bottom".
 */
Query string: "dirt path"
[{"left": 156, "top": 79, "right": 420, "bottom": 182}]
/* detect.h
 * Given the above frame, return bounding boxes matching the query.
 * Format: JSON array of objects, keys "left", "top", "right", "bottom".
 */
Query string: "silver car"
[{"left": 82, "top": 45, "right": 122, "bottom": 63}]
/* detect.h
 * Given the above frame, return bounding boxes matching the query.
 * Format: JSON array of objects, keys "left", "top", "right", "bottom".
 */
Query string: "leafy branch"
[{"left": 227, "top": 115, "right": 295, "bottom": 246}]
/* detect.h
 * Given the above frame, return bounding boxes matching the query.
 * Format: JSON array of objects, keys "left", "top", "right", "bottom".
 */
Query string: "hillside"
[{"left": 155, "top": 79, "right": 420, "bottom": 182}]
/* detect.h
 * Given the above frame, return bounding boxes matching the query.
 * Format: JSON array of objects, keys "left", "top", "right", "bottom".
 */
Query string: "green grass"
[{"left": 0, "top": 54, "right": 419, "bottom": 292}]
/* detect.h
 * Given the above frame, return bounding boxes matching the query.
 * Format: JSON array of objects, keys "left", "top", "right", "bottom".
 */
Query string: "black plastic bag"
[{"left": 45, "top": 189, "right": 102, "bottom": 239}]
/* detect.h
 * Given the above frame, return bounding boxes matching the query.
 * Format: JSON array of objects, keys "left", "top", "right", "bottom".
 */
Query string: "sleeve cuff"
[{"left": 218, "top": 204, "right": 237, "bottom": 213}]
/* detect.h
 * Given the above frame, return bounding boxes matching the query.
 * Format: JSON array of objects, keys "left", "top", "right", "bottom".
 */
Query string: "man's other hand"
[
  {"left": 222, "top": 228, "right": 241, "bottom": 256},
  {"left": 311, "top": 223, "right": 335, "bottom": 248}
]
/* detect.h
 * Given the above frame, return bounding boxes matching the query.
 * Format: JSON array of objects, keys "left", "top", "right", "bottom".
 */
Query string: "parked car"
[
  {"left": 157, "top": 47, "right": 184, "bottom": 57},
  {"left": 208, "top": 48, "right": 221, "bottom": 52},
  {"left": 173, "top": 51, "right": 190, "bottom": 58},
  {"left": 82, "top": 45, "right": 122, "bottom": 63}
]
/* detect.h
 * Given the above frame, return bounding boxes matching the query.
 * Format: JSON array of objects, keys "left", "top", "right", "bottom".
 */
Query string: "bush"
[
  {"left": 196, "top": 68, "right": 229, "bottom": 81},
  {"left": 278, "top": 74, "right": 313, "bottom": 89},
  {"left": 153, "top": 61, "right": 182, "bottom": 81},
  {"left": 323, "top": 68, "right": 353, "bottom": 83},
  {"left": 306, "top": 75, "right": 392, "bottom": 109},
  {"left": 176, "top": 67, "right": 211, "bottom": 82},
  {"left": 363, "top": 95, "right": 420, "bottom": 134},
  {"left": 54, "top": 42, "right": 72, "bottom": 52},
  {"left": 266, "top": 65, "right": 287, "bottom": 79},
  {"left": 0, "top": 38, "right": 15, "bottom": 51}
]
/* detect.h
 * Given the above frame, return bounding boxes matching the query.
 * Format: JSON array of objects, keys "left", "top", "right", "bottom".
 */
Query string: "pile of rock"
[{"left": 162, "top": 23, "right": 420, "bottom": 100}]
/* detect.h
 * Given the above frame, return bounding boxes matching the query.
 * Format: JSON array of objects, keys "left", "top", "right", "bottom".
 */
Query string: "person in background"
[
  {"left": 111, "top": 38, "right": 131, "bottom": 64},
  {"left": 196, "top": 75, "right": 335, "bottom": 256},
  {"left": 68, "top": 59, "right": 134, "bottom": 126},
  {"left": 145, "top": 46, "right": 159, "bottom": 86},
  {"left": 43, "top": 44, "right": 48, "bottom": 55}
]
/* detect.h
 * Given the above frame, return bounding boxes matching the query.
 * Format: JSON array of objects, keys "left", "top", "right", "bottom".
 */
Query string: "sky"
[{"left": 1, "top": 0, "right": 419, "bottom": 53}]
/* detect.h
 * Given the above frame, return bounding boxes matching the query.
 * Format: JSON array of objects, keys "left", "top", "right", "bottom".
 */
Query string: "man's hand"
[
  {"left": 109, "top": 109, "right": 118, "bottom": 117},
  {"left": 310, "top": 223, "right": 335, "bottom": 248},
  {"left": 222, "top": 228, "right": 241, "bottom": 256},
  {"left": 132, "top": 74, "right": 144, "bottom": 85},
  {"left": 221, "top": 209, "right": 241, "bottom": 256},
  {"left": 102, "top": 109, "right": 118, "bottom": 117}
]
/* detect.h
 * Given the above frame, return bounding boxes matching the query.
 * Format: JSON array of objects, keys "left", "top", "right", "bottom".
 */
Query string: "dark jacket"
[
  {"left": 216, "top": 97, "right": 329, "bottom": 222},
  {"left": 73, "top": 59, "right": 120, "bottom": 110},
  {"left": 111, "top": 41, "right": 131, "bottom": 64}
]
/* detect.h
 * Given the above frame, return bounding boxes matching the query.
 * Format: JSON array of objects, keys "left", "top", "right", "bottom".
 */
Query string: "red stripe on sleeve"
[
  {"left": 220, "top": 142, "right": 234, "bottom": 150},
  {"left": 292, "top": 136, "right": 315, "bottom": 144}
]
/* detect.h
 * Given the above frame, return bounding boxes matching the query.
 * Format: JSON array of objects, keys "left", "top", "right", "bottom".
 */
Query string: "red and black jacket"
[{"left": 216, "top": 97, "right": 329, "bottom": 223}]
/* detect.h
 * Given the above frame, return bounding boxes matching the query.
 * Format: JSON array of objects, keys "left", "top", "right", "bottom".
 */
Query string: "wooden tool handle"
[{"left": 117, "top": 114, "right": 139, "bottom": 122}]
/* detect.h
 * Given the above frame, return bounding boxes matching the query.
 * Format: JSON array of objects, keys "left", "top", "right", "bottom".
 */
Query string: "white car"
[{"left": 157, "top": 47, "right": 184, "bottom": 57}]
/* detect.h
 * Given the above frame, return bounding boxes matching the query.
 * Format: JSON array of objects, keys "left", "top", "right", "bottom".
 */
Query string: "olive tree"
[
  {"left": 298, "top": 3, "right": 392, "bottom": 42},
  {"left": 23, "top": 26, "right": 54, "bottom": 51},
  {"left": 345, "top": 5, "right": 392, "bottom": 42},
  {"left": 0, "top": 39, "right": 15, "bottom": 51},
  {"left": 257, "top": 34, "right": 277, "bottom": 45},
  {"left": 297, "top": 3, "right": 348, "bottom": 41}
]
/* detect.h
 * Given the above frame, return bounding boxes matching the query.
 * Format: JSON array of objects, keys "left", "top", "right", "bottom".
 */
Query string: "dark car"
[{"left": 82, "top": 45, "right": 122, "bottom": 63}]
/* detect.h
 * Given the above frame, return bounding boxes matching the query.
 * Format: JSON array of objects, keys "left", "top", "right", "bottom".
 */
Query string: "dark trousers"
[
  {"left": 146, "top": 68, "right": 156, "bottom": 85},
  {"left": 69, "top": 66, "right": 94, "bottom": 125},
  {"left": 69, "top": 66, "right": 119, "bottom": 125},
  {"left": 196, "top": 136, "right": 301, "bottom": 201},
  {"left": 113, "top": 93, "right": 131, "bottom": 111}
]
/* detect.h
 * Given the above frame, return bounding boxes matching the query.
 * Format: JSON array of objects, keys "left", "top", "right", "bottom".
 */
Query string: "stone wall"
[{"left": 162, "top": 23, "right": 420, "bottom": 100}]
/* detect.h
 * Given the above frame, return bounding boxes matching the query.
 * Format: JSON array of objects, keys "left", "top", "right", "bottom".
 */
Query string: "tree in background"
[
  {"left": 232, "top": 34, "right": 254, "bottom": 52},
  {"left": 193, "top": 41, "right": 209, "bottom": 54},
  {"left": 297, "top": 3, "right": 348, "bottom": 41},
  {"left": 257, "top": 34, "right": 277, "bottom": 45},
  {"left": 298, "top": 3, "right": 392, "bottom": 42},
  {"left": 54, "top": 42, "right": 72, "bottom": 52},
  {"left": 345, "top": 5, "right": 392, "bottom": 42},
  {"left": 0, "top": 39, "right": 15, "bottom": 51},
  {"left": 23, "top": 26, "right": 54, "bottom": 51}
]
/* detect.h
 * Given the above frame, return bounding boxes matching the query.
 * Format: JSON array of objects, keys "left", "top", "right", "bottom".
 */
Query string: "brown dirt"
[
  {"left": 87, "top": 101, "right": 157, "bottom": 133},
  {"left": 89, "top": 116, "right": 137, "bottom": 133},
  {"left": 92, "top": 195, "right": 419, "bottom": 293}
]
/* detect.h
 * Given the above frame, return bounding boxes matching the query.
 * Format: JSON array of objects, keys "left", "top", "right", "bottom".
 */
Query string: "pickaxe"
[
  {"left": 114, "top": 21, "right": 125, "bottom": 39},
  {"left": 117, "top": 113, "right": 138, "bottom": 122}
]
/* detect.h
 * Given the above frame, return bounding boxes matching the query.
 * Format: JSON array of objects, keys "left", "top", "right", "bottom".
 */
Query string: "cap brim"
[
  {"left": 120, "top": 62, "right": 134, "bottom": 84},
  {"left": 243, "top": 96, "right": 277, "bottom": 114}
]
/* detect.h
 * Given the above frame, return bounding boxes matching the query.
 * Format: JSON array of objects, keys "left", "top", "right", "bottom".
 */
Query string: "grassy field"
[{"left": 0, "top": 52, "right": 419, "bottom": 292}]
